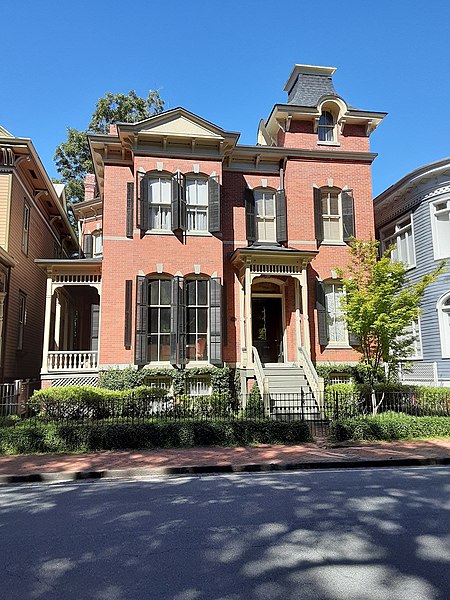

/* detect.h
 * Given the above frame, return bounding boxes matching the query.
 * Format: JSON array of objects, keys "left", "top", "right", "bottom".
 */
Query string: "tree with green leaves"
[
  {"left": 54, "top": 90, "right": 164, "bottom": 203},
  {"left": 337, "top": 239, "right": 445, "bottom": 413}
]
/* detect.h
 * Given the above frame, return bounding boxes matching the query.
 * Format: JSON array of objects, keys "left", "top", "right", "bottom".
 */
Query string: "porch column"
[
  {"left": 53, "top": 290, "right": 62, "bottom": 350},
  {"left": 293, "top": 275, "right": 302, "bottom": 362},
  {"left": 300, "top": 270, "right": 311, "bottom": 357},
  {"left": 243, "top": 263, "right": 253, "bottom": 368},
  {"left": 41, "top": 273, "right": 53, "bottom": 374}
]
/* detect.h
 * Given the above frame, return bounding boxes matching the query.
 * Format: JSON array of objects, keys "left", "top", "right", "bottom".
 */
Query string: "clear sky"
[{"left": 1, "top": 0, "right": 449, "bottom": 197}]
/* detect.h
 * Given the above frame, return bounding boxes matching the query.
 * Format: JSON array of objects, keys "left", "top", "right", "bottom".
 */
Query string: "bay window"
[{"left": 380, "top": 215, "right": 415, "bottom": 268}]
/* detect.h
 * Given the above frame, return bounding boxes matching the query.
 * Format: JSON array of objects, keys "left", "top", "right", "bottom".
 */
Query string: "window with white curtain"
[
  {"left": 432, "top": 198, "right": 450, "bottom": 259},
  {"left": 398, "top": 319, "right": 422, "bottom": 359},
  {"left": 254, "top": 190, "right": 276, "bottom": 242},
  {"left": 380, "top": 215, "right": 415, "bottom": 268},
  {"left": 324, "top": 283, "right": 348, "bottom": 345},
  {"left": 148, "top": 176, "right": 172, "bottom": 230},
  {"left": 186, "top": 177, "right": 208, "bottom": 232}
]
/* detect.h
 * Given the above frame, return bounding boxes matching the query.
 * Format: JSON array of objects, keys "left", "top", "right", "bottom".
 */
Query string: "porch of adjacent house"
[{"left": 36, "top": 260, "right": 101, "bottom": 386}]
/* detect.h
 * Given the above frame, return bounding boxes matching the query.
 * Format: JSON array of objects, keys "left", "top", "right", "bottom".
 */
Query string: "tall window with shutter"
[
  {"left": 148, "top": 175, "right": 172, "bottom": 230},
  {"left": 314, "top": 187, "right": 355, "bottom": 244},
  {"left": 246, "top": 188, "right": 287, "bottom": 244},
  {"left": 186, "top": 176, "right": 208, "bottom": 232}
]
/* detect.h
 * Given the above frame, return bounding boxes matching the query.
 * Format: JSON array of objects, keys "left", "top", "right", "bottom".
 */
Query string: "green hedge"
[
  {"left": 29, "top": 386, "right": 169, "bottom": 420},
  {"left": 331, "top": 413, "right": 450, "bottom": 442},
  {"left": 0, "top": 419, "right": 312, "bottom": 454}
]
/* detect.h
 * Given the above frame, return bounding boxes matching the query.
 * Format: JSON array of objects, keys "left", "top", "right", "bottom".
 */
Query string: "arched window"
[
  {"left": 318, "top": 110, "right": 335, "bottom": 142},
  {"left": 438, "top": 293, "right": 450, "bottom": 357}
]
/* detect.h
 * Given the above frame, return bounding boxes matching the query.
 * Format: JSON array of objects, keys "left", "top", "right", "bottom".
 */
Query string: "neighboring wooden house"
[
  {"left": 375, "top": 157, "right": 450, "bottom": 386},
  {"left": 36, "top": 64, "right": 386, "bottom": 396},
  {"left": 0, "top": 126, "right": 78, "bottom": 385}
]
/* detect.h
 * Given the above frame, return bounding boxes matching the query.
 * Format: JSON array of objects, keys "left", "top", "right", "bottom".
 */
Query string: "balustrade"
[{"left": 47, "top": 351, "right": 98, "bottom": 372}]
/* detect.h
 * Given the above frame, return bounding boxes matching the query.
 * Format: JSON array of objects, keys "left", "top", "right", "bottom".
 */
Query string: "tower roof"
[{"left": 284, "top": 64, "right": 339, "bottom": 107}]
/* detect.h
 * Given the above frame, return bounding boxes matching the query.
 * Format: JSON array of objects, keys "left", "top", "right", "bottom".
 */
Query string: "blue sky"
[{"left": 1, "top": 0, "right": 449, "bottom": 197}]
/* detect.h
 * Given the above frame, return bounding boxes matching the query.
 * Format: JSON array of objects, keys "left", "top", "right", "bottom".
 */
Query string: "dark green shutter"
[
  {"left": 245, "top": 188, "right": 256, "bottom": 244},
  {"left": 316, "top": 279, "right": 328, "bottom": 346},
  {"left": 124, "top": 280, "right": 132, "bottom": 348},
  {"left": 84, "top": 234, "right": 93, "bottom": 258},
  {"left": 348, "top": 331, "right": 360, "bottom": 346},
  {"left": 135, "top": 276, "right": 148, "bottom": 365},
  {"left": 208, "top": 175, "right": 221, "bottom": 233},
  {"left": 170, "top": 276, "right": 186, "bottom": 366},
  {"left": 209, "top": 277, "right": 222, "bottom": 365},
  {"left": 126, "top": 182, "right": 134, "bottom": 238},
  {"left": 313, "top": 187, "right": 323, "bottom": 243},
  {"left": 179, "top": 174, "right": 187, "bottom": 232},
  {"left": 171, "top": 174, "right": 180, "bottom": 231},
  {"left": 137, "top": 173, "right": 148, "bottom": 232},
  {"left": 275, "top": 189, "right": 287, "bottom": 243},
  {"left": 341, "top": 190, "right": 355, "bottom": 242}
]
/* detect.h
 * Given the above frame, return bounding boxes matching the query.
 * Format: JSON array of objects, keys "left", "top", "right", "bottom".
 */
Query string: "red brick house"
[{"left": 37, "top": 64, "right": 385, "bottom": 395}]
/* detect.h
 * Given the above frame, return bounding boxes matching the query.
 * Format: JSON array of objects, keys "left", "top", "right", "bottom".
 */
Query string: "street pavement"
[{"left": 0, "top": 467, "right": 449, "bottom": 599}]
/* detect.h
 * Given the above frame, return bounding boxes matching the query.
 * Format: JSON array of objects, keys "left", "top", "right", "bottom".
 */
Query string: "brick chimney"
[
  {"left": 109, "top": 124, "right": 117, "bottom": 135},
  {"left": 84, "top": 173, "right": 97, "bottom": 202}
]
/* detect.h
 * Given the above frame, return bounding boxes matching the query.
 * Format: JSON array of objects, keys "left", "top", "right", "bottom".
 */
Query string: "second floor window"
[
  {"left": 255, "top": 190, "right": 276, "bottom": 242},
  {"left": 186, "top": 177, "right": 208, "bottom": 232},
  {"left": 380, "top": 215, "right": 415, "bottom": 268},
  {"left": 148, "top": 176, "right": 172, "bottom": 230},
  {"left": 321, "top": 190, "right": 341, "bottom": 241},
  {"left": 432, "top": 198, "right": 450, "bottom": 259},
  {"left": 22, "top": 203, "right": 30, "bottom": 255}
]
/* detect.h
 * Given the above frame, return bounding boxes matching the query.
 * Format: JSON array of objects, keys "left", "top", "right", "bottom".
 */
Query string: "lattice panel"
[{"left": 51, "top": 376, "right": 99, "bottom": 387}]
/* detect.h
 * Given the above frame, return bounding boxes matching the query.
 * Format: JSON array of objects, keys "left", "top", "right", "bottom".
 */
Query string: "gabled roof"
[{"left": 115, "top": 107, "right": 240, "bottom": 142}]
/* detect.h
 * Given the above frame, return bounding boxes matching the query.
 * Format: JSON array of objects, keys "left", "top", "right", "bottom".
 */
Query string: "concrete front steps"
[{"left": 263, "top": 362, "right": 321, "bottom": 420}]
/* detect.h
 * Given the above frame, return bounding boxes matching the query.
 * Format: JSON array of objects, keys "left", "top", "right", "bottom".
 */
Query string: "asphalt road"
[{"left": 0, "top": 467, "right": 449, "bottom": 600}]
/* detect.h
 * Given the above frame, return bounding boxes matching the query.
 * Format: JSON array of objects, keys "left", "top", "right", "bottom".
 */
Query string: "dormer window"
[{"left": 318, "top": 111, "right": 335, "bottom": 142}]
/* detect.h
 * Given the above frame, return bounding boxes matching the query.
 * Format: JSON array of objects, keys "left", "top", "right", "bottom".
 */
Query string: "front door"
[{"left": 252, "top": 297, "right": 283, "bottom": 364}]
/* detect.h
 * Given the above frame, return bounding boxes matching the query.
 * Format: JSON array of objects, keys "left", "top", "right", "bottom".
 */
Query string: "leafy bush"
[
  {"left": 330, "top": 413, "right": 450, "bottom": 442},
  {"left": 244, "top": 382, "right": 265, "bottom": 418},
  {"left": 0, "top": 419, "right": 312, "bottom": 454},
  {"left": 29, "top": 385, "right": 169, "bottom": 420}
]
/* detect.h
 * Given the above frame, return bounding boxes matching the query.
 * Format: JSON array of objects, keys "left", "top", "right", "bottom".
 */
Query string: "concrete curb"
[{"left": 1, "top": 455, "right": 449, "bottom": 484}]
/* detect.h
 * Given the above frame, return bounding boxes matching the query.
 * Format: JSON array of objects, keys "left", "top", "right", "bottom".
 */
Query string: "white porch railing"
[
  {"left": 298, "top": 347, "right": 325, "bottom": 408},
  {"left": 252, "top": 346, "right": 270, "bottom": 414},
  {"left": 47, "top": 351, "right": 98, "bottom": 372}
]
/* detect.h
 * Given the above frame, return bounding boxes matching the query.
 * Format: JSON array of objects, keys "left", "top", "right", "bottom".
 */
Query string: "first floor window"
[
  {"left": 187, "top": 377, "right": 211, "bottom": 396},
  {"left": 438, "top": 293, "right": 450, "bottom": 357},
  {"left": 17, "top": 292, "right": 26, "bottom": 350},
  {"left": 380, "top": 215, "right": 415, "bottom": 268},
  {"left": 148, "top": 279, "right": 172, "bottom": 361},
  {"left": 325, "top": 283, "right": 347, "bottom": 345},
  {"left": 432, "top": 198, "right": 450, "bottom": 258},
  {"left": 254, "top": 190, "right": 276, "bottom": 242},
  {"left": 148, "top": 176, "right": 172, "bottom": 230},
  {"left": 186, "top": 177, "right": 208, "bottom": 232},
  {"left": 186, "top": 279, "right": 208, "bottom": 361},
  {"left": 399, "top": 319, "right": 422, "bottom": 359}
]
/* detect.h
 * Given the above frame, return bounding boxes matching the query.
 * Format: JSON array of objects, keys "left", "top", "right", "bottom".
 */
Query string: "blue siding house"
[{"left": 374, "top": 157, "right": 450, "bottom": 386}]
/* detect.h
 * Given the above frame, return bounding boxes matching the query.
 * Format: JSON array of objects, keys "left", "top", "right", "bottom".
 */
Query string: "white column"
[
  {"left": 244, "top": 264, "right": 253, "bottom": 367},
  {"left": 293, "top": 276, "right": 302, "bottom": 362},
  {"left": 300, "top": 270, "right": 311, "bottom": 357},
  {"left": 54, "top": 291, "right": 61, "bottom": 351},
  {"left": 41, "top": 274, "right": 54, "bottom": 374}
]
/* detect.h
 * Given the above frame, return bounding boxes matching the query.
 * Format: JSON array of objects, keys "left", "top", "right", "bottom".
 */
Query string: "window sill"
[
  {"left": 317, "top": 141, "right": 340, "bottom": 147},
  {"left": 325, "top": 345, "right": 352, "bottom": 350},
  {"left": 320, "top": 241, "right": 347, "bottom": 246},
  {"left": 186, "top": 231, "right": 213, "bottom": 237},
  {"left": 145, "top": 230, "right": 173, "bottom": 236}
]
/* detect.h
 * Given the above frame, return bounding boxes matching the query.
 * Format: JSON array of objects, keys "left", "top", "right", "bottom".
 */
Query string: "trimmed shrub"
[
  {"left": 244, "top": 382, "right": 265, "bottom": 418},
  {"left": 330, "top": 413, "right": 450, "bottom": 442},
  {"left": 0, "top": 419, "right": 312, "bottom": 454}
]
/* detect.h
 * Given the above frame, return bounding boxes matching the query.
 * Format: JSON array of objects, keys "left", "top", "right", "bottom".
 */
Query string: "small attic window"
[
  {"left": 29, "top": 169, "right": 38, "bottom": 180},
  {"left": 318, "top": 111, "right": 335, "bottom": 142}
]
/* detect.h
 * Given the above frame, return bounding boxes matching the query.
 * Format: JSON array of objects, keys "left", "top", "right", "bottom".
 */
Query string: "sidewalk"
[{"left": 1, "top": 438, "right": 450, "bottom": 484}]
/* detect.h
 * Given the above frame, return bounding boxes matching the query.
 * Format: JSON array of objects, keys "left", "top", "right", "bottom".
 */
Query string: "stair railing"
[
  {"left": 252, "top": 346, "right": 270, "bottom": 416},
  {"left": 298, "top": 347, "right": 325, "bottom": 409}
]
